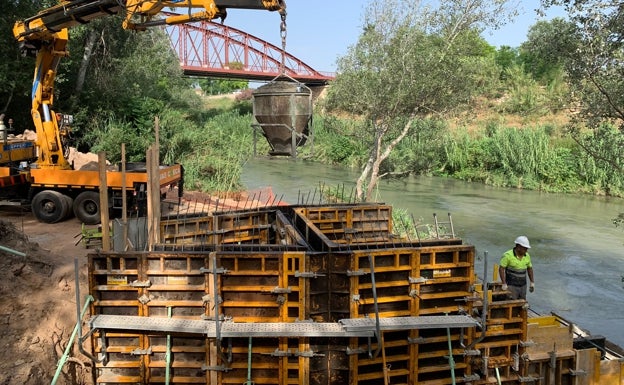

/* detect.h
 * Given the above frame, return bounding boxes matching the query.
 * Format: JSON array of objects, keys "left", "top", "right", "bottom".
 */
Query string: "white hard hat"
[{"left": 514, "top": 235, "right": 531, "bottom": 249}]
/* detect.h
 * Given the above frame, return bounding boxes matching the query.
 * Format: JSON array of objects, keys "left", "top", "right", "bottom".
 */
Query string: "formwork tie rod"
[{"left": 244, "top": 336, "right": 254, "bottom": 385}]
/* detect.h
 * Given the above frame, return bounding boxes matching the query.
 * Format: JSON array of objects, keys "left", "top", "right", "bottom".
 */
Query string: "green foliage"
[
  {"left": 497, "top": 63, "right": 569, "bottom": 115},
  {"left": 197, "top": 78, "right": 249, "bottom": 95},
  {"left": 488, "top": 127, "right": 554, "bottom": 183},
  {"left": 391, "top": 119, "right": 449, "bottom": 175},
  {"left": 440, "top": 124, "right": 608, "bottom": 193},
  {"left": 540, "top": 1, "right": 624, "bottom": 155},
  {"left": 325, "top": 136, "right": 356, "bottom": 164},
  {"left": 392, "top": 208, "right": 439, "bottom": 240},
  {"left": 574, "top": 124, "right": 624, "bottom": 195},
  {"left": 311, "top": 116, "right": 367, "bottom": 166},
  {"left": 499, "top": 64, "right": 546, "bottom": 114},
  {"left": 80, "top": 111, "right": 150, "bottom": 163},
  {"left": 518, "top": 18, "right": 577, "bottom": 83},
  {"left": 495, "top": 46, "right": 520, "bottom": 78},
  {"left": 174, "top": 111, "right": 255, "bottom": 192},
  {"left": 443, "top": 129, "right": 492, "bottom": 179},
  {"left": 325, "top": 0, "right": 511, "bottom": 201}
]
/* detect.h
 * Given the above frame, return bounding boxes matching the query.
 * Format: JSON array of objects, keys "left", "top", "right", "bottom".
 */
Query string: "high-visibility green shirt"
[{"left": 500, "top": 249, "right": 532, "bottom": 286}]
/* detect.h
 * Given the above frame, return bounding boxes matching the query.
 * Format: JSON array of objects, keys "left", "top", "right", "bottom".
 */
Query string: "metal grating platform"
[
  {"left": 339, "top": 315, "right": 478, "bottom": 331},
  {"left": 90, "top": 315, "right": 209, "bottom": 334},
  {"left": 89, "top": 315, "right": 374, "bottom": 337},
  {"left": 90, "top": 314, "right": 476, "bottom": 338},
  {"left": 220, "top": 322, "right": 374, "bottom": 337}
]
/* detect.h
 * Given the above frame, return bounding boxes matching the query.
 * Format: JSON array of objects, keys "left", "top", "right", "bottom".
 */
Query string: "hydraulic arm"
[{"left": 13, "top": 0, "right": 285, "bottom": 169}]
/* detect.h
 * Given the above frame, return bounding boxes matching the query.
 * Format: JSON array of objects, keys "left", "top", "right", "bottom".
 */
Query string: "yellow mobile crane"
[{"left": 9, "top": 0, "right": 285, "bottom": 224}]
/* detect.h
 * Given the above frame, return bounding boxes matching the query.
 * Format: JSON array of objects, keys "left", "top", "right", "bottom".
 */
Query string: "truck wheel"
[
  {"left": 31, "top": 190, "right": 71, "bottom": 223},
  {"left": 62, "top": 194, "right": 74, "bottom": 219},
  {"left": 73, "top": 191, "right": 101, "bottom": 225}
]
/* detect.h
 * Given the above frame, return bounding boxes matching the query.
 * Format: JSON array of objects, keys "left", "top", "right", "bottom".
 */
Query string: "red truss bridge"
[{"left": 165, "top": 17, "right": 335, "bottom": 85}]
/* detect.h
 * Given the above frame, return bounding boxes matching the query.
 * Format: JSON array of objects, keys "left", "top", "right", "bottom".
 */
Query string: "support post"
[
  {"left": 121, "top": 143, "right": 128, "bottom": 251},
  {"left": 98, "top": 151, "right": 110, "bottom": 251}
]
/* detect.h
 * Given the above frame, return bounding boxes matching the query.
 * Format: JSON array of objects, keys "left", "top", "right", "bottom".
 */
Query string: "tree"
[
  {"left": 539, "top": 1, "right": 624, "bottom": 128},
  {"left": 43, "top": 15, "right": 205, "bottom": 162},
  {"left": 326, "top": 0, "right": 515, "bottom": 201},
  {"left": 197, "top": 78, "right": 249, "bottom": 95},
  {"left": 495, "top": 45, "right": 520, "bottom": 78},
  {"left": 540, "top": 1, "right": 624, "bottom": 175},
  {"left": 518, "top": 17, "right": 578, "bottom": 82}
]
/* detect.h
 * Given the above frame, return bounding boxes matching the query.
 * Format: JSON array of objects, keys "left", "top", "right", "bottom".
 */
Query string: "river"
[{"left": 242, "top": 157, "right": 624, "bottom": 348}]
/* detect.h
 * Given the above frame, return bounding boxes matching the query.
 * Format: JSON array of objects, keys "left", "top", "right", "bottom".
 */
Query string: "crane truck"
[{"left": 6, "top": 0, "right": 286, "bottom": 224}]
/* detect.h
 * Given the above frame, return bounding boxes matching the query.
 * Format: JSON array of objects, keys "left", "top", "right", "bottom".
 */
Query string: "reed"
[{"left": 176, "top": 111, "right": 256, "bottom": 192}]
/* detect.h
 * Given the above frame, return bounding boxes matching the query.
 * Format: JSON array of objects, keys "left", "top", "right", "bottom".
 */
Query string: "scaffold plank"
[
  {"left": 90, "top": 314, "right": 210, "bottom": 335},
  {"left": 220, "top": 322, "right": 373, "bottom": 337},
  {"left": 339, "top": 315, "right": 478, "bottom": 331},
  {"left": 89, "top": 315, "right": 375, "bottom": 337}
]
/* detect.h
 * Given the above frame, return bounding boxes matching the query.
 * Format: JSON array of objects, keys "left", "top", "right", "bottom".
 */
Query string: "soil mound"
[{"left": 0, "top": 218, "right": 91, "bottom": 385}]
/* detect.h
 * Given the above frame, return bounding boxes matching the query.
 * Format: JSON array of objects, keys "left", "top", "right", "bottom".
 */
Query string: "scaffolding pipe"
[
  {"left": 446, "top": 327, "right": 456, "bottom": 385},
  {"left": 467, "top": 251, "right": 489, "bottom": 350},
  {"left": 51, "top": 259, "right": 94, "bottom": 385},
  {"left": 166, "top": 306, "right": 172, "bottom": 385},
  {"left": 0, "top": 244, "right": 26, "bottom": 257},
  {"left": 368, "top": 255, "right": 383, "bottom": 358},
  {"left": 244, "top": 337, "right": 254, "bottom": 385}
]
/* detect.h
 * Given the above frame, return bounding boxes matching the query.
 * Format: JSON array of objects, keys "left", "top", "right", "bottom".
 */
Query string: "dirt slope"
[{"left": 0, "top": 208, "right": 91, "bottom": 385}]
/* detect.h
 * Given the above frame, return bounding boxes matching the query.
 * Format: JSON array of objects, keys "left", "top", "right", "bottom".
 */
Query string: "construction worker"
[{"left": 499, "top": 236, "right": 535, "bottom": 300}]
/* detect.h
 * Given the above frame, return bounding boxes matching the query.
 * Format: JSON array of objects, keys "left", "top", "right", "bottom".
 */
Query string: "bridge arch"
[{"left": 165, "top": 18, "right": 335, "bottom": 85}]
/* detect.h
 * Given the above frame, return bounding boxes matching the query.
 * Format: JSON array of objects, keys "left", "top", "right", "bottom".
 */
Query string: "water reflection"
[{"left": 242, "top": 157, "right": 624, "bottom": 347}]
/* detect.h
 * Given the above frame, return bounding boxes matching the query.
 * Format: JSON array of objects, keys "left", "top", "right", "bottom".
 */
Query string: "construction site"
[
  {"left": 86, "top": 198, "right": 624, "bottom": 385},
  {"left": 3, "top": 193, "right": 623, "bottom": 385},
  {"left": 1, "top": 1, "right": 623, "bottom": 384}
]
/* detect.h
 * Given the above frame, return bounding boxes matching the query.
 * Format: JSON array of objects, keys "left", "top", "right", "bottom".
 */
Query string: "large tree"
[
  {"left": 326, "top": 0, "right": 516, "bottom": 201},
  {"left": 56, "top": 16, "right": 202, "bottom": 160},
  {"left": 519, "top": 17, "right": 578, "bottom": 82},
  {"left": 540, "top": 0, "right": 624, "bottom": 177}
]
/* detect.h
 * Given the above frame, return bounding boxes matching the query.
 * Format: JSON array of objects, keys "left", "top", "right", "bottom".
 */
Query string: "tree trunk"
[
  {"left": 2, "top": 89, "right": 13, "bottom": 115},
  {"left": 356, "top": 155, "right": 374, "bottom": 201},
  {"left": 365, "top": 130, "right": 384, "bottom": 201},
  {"left": 360, "top": 116, "right": 415, "bottom": 202},
  {"left": 73, "top": 28, "right": 100, "bottom": 103}
]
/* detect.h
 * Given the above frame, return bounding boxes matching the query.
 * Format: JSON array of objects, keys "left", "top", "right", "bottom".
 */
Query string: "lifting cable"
[{"left": 279, "top": 8, "right": 287, "bottom": 75}]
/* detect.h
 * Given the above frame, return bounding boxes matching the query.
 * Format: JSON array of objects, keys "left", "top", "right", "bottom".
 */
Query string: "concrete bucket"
[{"left": 252, "top": 80, "right": 312, "bottom": 156}]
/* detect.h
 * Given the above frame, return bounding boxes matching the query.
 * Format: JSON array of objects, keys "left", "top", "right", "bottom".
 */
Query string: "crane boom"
[{"left": 13, "top": 0, "right": 286, "bottom": 170}]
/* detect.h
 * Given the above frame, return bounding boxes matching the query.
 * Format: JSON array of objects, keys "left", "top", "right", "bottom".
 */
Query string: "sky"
[{"left": 223, "top": 0, "right": 566, "bottom": 74}]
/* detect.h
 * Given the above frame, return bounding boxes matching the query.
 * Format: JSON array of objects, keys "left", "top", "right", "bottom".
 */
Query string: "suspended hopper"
[{"left": 252, "top": 80, "right": 312, "bottom": 156}]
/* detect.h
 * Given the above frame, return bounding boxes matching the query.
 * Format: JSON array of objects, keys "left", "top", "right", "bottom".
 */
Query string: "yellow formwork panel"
[
  {"left": 294, "top": 204, "right": 393, "bottom": 247},
  {"left": 160, "top": 214, "right": 214, "bottom": 244},
  {"left": 526, "top": 316, "right": 574, "bottom": 359},
  {"left": 217, "top": 251, "right": 306, "bottom": 323}
]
